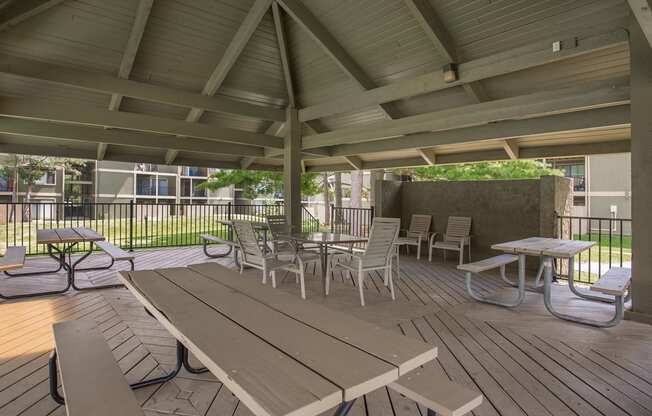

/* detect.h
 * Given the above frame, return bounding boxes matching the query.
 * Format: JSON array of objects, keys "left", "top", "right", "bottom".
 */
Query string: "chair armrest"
[{"left": 428, "top": 232, "right": 438, "bottom": 246}]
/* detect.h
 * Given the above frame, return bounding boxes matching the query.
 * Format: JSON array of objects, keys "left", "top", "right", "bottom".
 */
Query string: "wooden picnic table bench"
[
  {"left": 116, "top": 262, "right": 482, "bottom": 416},
  {"left": 50, "top": 320, "right": 144, "bottom": 416}
]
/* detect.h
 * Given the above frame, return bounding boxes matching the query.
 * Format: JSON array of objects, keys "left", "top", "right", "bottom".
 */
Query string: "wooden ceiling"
[{"left": 0, "top": 0, "right": 642, "bottom": 171}]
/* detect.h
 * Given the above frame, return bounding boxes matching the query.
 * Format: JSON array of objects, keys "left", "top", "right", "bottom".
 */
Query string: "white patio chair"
[
  {"left": 327, "top": 217, "right": 400, "bottom": 306},
  {"left": 396, "top": 214, "right": 433, "bottom": 260},
  {"left": 266, "top": 214, "right": 320, "bottom": 268},
  {"left": 232, "top": 220, "right": 309, "bottom": 299},
  {"left": 429, "top": 216, "right": 472, "bottom": 265}
]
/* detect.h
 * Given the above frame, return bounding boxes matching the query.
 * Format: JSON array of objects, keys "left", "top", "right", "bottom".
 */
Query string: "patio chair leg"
[
  {"left": 416, "top": 240, "right": 421, "bottom": 260},
  {"left": 358, "top": 269, "right": 365, "bottom": 307},
  {"left": 48, "top": 351, "right": 65, "bottom": 405},
  {"left": 299, "top": 269, "right": 306, "bottom": 300},
  {"left": 387, "top": 266, "right": 395, "bottom": 301},
  {"left": 271, "top": 270, "right": 277, "bottom": 288},
  {"left": 325, "top": 260, "right": 331, "bottom": 296},
  {"left": 262, "top": 265, "right": 267, "bottom": 284}
]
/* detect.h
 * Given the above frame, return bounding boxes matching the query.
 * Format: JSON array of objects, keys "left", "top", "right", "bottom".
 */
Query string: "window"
[
  {"left": 158, "top": 178, "right": 169, "bottom": 196},
  {"left": 35, "top": 171, "right": 56, "bottom": 185},
  {"left": 550, "top": 158, "right": 585, "bottom": 192}
]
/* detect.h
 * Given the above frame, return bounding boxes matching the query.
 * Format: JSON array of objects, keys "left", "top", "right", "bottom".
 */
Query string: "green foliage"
[
  {"left": 412, "top": 160, "right": 563, "bottom": 181},
  {"left": 197, "top": 169, "right": 322, "bottom": 200},
  {"left": 0, "top": 155, "right": 86, "bottom": 190}
]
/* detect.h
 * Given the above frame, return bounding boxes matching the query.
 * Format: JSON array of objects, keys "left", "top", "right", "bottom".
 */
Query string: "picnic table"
[
  {"left": 119, "top": 262, "right": 437, "bottom": 416},
  {"left": 492, "top": 237, "right": 601, "bottom": 324},
  {"left": 278, "top": 232, "right": 368, "bottom": 293},
  {"left": 5, "top": 227, "right": 122, "bottom": 294}
]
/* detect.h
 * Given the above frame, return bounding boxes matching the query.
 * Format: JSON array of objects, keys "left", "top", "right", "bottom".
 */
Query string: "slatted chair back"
[
  {"left": 266, "top": 215, "right": 290, "bottom": 239},
  {"left": 361, "top": 217, "right": 400, "bottom": 268},
  {"left": 407, "top": 215, "right": 432, "bottom": 238},
  {"left": 444, "top": 216, "right": 472, "bottom": 243},
  {"left": 232, "top": 221, "right": 264, "bottom": 266}
]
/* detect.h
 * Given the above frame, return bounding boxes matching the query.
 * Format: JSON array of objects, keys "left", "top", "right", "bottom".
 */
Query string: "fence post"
[{"left": 129, "top": 200, "right": 134, "bottom": 252}]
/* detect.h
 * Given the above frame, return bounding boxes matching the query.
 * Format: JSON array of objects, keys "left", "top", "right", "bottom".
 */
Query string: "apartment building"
[
  {"left": 549, "top": 153, "right": 631, "bottom": 221},
  {"left": 0, "top": 157, "right": 232, "bottom": 208}
]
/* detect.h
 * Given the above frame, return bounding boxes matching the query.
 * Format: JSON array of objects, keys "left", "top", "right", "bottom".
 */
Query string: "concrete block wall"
[{"left": 375, "top": 176, "right": 573, "bottom": 266}]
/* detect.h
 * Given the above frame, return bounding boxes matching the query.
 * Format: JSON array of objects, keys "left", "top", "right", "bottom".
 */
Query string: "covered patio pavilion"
[{"left": 1, "top": 0, "right": 652, "bottom": 415}]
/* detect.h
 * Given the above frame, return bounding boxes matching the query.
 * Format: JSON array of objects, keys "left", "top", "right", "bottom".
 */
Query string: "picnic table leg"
[
  {"left": 543, "top": 256, "right": 624, "bottom": 327},
  {"left": 0, "top": 245, "right": 72, "bottom": 299},
  {"left": 130, "top": 341, "right": 208, "bottom": 389},
  {"left": 333, "top": 399, "right": 356, "bottom": 416},
  {"left": 48, "top": 351, "right": 66, "bottom": 405},
  {"left": 203, "top": 238, "right": 234, "bottom": 258},
  {"left": 3, "top": 244, "right": 65, "bottom": 277},
  {"left": 465, "top": 254, "right": 525, "bottom": 307},
  {"left": 71, "top": 242, "right": 125, "bottom": 291},
  {"left": 565, "top": 257, "right": 616, "bottom": 304}
]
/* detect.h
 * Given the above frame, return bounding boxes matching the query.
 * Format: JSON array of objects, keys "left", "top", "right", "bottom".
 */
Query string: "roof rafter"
[
  {"left": 628, "top": 0, "right": 652, "bottom": 48},
  {"left": 306, "top": 140, "right": 630, "bottom": 172},
  {"left": 502, "top": 139, "right": 520, "bottom": 160},
  {"left": 0, "top": 54, "right": 286, "bottom": 122},
  {"left": 166, "top": 0, "right": 273, "bottom": 164},
  {"left": 302, "top": 83, "right": 630, "bottom": 149},
  {"left": 344, "top": 156, "right": 364, "bottom": 170},
  {"left": 417, "top": 148, "right": 436, "bottom": 165},
  {"left": 99, "top": 0, "right": 155, "bottom": 161},
  {"left": 0, "top": 0, "right": 64, "bottom": 31},
  {"left": 276, "top": 0, "right": 400, "bottom": 120},
  {"left": 0, "top": 118, "right": 264, "bottom": 157},
  {"left": 0, "top": 96, "right": 284, "bottom": 149},
  {"left": 402, "top": 0, "right": 487, "bottom": 102},
  {"left": 298, "top": 30, "right": 628, "bottom": 122}
]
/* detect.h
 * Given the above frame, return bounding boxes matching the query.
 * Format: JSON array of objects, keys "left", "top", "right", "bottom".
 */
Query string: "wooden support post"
[
  {"left": 284, "top": 108, "right": 302, "bottom": 231},
  {"left": 628, "top": 17, "right": 652, "bottom": 322}
]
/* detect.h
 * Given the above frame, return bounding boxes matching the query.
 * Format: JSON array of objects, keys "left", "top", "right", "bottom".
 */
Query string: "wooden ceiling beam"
[
  {"left": 344, "top": 156, "right": 364, "bottom": 170},
  {"left": 277, "top": 0, "right": 400, "bottom": 120},
  {"left": 329, "top": 106, "right": 629, "bottom": 157},
  {"left": 272, "top": 2, "right": 295, "bottom": 108},
  {"left": 402, "top": 0, "right": 487, "bottom": 103},
  {"left": 0, "top": 118, "right": 265, "bottom": 157},
  {"left": 100, "top": 0, "right": 154, "bottom": 161},
  {"left": 502, "top": 139, "right": 520, "bottom": 160},
  {"left": 298, "top": 30, "right": 628, "bottom": 122},
  {"left": 302, "top": 83, "right": 630, "bottom": 149},
  {"left": 0, "top": 96, "right": 284, "bottom": 149},
  {"left": 167, "top": 0, "right": 272, "bottom": 165},
  {"left": 0, "top": 54, "right": 285, "bottom": 122},
  {"left": 417, "top": 148, "right": 436, "bottom": 165},
  {"left": 628, "top": 0, "right": 652, "bottom": 48},
  {"left": 306, "top": 140, "right": 631, "bottom": 172},
  {"left": 0, "top": 0, "right": 64, "bottom": 31}
]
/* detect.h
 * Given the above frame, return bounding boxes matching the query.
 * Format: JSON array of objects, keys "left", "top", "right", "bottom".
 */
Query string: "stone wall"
[{"left": 375, "top": 176, "right": 573, "bottom": 266}]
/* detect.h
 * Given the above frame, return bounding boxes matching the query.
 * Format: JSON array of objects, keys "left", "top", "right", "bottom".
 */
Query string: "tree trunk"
[
  {"left": 322, "top": 173, "right": 331, "bottom": 225},
  {"left": 350, "top": 170, "right": 363, "bottom": 208}
]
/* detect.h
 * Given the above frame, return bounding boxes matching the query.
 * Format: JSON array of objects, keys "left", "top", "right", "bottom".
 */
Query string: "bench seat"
[
  {"left": 51, "top": 320, "right": 144, "bottom": 415},
  {"left": 0, "top": 246, "right": 26, "bottom": 271},
  {"left": 458, "top": 254, "right": 518, "bottom": 274},
  {"left": 95, "top": 241, "right": 134, "bottom": 261},
  {"left": 591, "top": 267, "right": 632, "bottom": 296},
  {"left": 390, "top": 365, "right": 483, "bottom": 416}
]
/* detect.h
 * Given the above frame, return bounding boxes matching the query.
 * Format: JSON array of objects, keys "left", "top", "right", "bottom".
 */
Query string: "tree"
[
  {"left": 197, "top": 170, "right": 322, "bottom": 200},
  {"left": 0, "top": 155, "right": 85, "bottom": 221},
  {"left": 412, "top": 160, "right": 563, "bottom": 181}
]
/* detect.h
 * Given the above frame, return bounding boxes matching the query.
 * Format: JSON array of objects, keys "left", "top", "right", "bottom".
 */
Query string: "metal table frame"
[
  {"left": 203, "top": 220, "right": 270, "bottom": 269},
  {"left": 1, "top": 229, "right": 122, "bottom": 300}
]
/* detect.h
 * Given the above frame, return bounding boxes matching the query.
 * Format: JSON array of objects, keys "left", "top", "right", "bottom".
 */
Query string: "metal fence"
[
  {"left": 0, "top": 202, "right": 319, "bottom": 255},
  {"left": 330, "top": 205, "right": 374, "bottom": 242},
  {"left": 556, "top": 215, "right": 632, "bottom": 284}
]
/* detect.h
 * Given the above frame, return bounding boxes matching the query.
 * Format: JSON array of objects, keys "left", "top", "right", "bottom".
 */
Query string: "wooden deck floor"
[{"left": 1, "top": 246, "right": 652, "bottom": 416}]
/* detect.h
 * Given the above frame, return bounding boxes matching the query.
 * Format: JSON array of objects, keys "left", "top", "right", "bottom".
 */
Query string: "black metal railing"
[
  {"left": 330, "top": 205, "right": 374, "bottom": 239},
  {"left": 557, "top": 215, "right": 632, "bottom": 284},
  {"left": 0, "top": 202, "right": 319, "bottom": 256}
]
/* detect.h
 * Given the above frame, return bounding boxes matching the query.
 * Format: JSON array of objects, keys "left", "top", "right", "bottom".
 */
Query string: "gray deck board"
[{"left": 0, "top": 246, "right": 650, "bottom": 416}]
